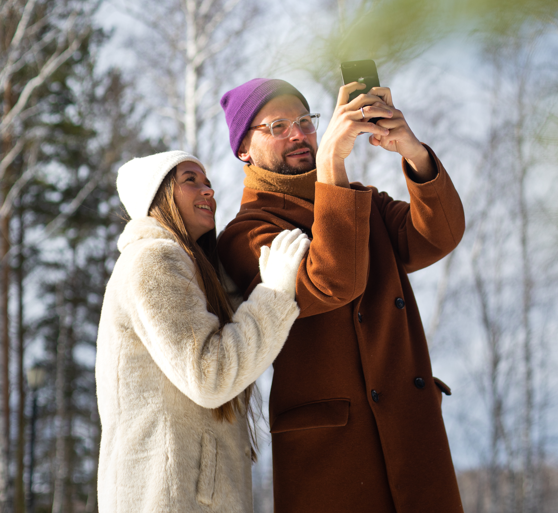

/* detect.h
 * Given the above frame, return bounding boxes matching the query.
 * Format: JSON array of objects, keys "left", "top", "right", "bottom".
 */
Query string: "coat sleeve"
[
  {"left": 218, "top": 184, "right": 373, "bottom": 318},
  {"left": 124, "top": 239, "right": 300, "bottom": 409},
  {"left": 372, "top": 144, "right": 466, "bottom": 273}
]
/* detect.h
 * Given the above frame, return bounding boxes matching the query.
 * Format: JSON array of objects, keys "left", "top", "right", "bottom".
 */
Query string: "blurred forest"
[{"left": 0, "top": 0, "right": 557, "bottom": 512}]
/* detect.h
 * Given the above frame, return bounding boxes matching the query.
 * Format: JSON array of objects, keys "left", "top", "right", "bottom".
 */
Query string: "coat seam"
[{"left": 432, "top": 181, "right": 458, "bottom": 246}]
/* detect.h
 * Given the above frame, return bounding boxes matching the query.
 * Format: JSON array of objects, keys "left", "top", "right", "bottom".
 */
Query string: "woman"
[{"left": 96, "top": 150, "right": 309, "bottom": 512}]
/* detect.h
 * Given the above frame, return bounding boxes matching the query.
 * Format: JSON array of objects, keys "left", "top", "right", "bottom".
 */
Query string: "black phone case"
[{"left": 340, "top": 60, "right": 381, "bottom": 124}]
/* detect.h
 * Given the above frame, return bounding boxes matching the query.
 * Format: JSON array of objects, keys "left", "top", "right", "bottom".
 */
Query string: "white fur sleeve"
[{"left": 125, "top": 240, "right": 299, "bottom": 408}]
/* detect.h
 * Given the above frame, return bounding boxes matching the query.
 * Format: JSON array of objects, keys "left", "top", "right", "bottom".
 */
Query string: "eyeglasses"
[{"left": 249, "top": 113, "right": 320, "bottom": 139}]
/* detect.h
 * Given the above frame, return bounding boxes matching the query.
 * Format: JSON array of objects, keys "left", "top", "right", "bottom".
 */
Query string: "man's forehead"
[{"left": 253, "top": 94, "right": 309, "bottom": 124}]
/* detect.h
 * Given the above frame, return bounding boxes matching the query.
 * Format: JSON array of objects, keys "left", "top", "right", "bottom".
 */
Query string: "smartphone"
[{"left": 340, "top": 59, "right": 381, "bottom": 123}]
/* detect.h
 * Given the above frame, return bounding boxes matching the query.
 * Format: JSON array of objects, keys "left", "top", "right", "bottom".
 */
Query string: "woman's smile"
[{"left": 173, "top": 161, "right": 216, "bottom": 240}]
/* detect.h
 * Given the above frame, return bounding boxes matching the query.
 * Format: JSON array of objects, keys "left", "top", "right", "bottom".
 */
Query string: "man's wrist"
[
  {"left": 403, "top": 145, "right": 436, "bottom": 183},
  {"left": 316, "top": 152, "right": 350, "bottom": 188}
]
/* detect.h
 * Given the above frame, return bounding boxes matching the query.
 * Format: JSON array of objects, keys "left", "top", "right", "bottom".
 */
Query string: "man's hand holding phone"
[
  {"left": 339, "top": 59, "right": 435, "bottom": 182},
  {"left": 366, "top": 89, "right": 435, "bottom": 182},
  {"left": 317, "top": 63, "right": 436, "bottom": 185},
  {"left": 315, "top": 82, "right": 393, "bottom": 187}
]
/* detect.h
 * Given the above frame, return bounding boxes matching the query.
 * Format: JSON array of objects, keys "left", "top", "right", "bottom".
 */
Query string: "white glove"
[{"left": 259, "top": 229, "right": 310, "bottom": 299}]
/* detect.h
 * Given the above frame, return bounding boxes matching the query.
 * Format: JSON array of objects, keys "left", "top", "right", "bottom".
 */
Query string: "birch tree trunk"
[
  {"left": 122, "top": 0, "right": 257, "bottom": 160},
  {"left": 184, "top": 0, "right": 199, "bottom": 155}
]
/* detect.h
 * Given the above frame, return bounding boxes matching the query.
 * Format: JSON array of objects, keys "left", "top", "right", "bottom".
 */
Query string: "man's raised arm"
[{"left": 218, "top": 181, "right": 372, "bottom": 318}]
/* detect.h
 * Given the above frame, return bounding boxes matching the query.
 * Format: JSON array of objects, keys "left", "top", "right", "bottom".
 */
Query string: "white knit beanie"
[{"left": 116, "top": 150, "right": 205, "bottom": 219}]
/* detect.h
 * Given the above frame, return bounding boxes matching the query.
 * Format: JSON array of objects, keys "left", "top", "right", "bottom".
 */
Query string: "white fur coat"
[{"left": 96, "top": 217, "right": 299, "bottom": 512}]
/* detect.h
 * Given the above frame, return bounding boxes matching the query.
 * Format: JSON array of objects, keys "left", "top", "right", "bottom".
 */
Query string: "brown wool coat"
[{"left": 217, "top": 147, "right": 465, "bottom": 513}]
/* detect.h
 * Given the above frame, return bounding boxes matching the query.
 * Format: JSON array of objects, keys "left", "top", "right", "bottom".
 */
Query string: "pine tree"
[{"left": 3, "top": 4, "right": 163, "bottom": 510}]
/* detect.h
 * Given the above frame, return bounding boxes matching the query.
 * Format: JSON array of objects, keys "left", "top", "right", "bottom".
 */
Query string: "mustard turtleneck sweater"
[{"left": 243, "top": 164, "right": 317, "bottom": 203}]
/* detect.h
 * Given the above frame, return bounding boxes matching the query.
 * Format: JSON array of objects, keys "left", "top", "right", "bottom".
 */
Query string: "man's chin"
[{"left": 273, "top": 159, "right": 315, "bottom": 176}]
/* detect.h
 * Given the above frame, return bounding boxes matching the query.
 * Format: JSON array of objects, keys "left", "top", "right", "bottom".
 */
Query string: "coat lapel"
[{"left": 239, "top": 188, "right": 315, "bottom": 238}]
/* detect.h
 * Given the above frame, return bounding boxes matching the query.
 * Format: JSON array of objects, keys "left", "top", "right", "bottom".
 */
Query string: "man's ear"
[{"left": 238, "top": 139, "right": 251, "bottom": 163}]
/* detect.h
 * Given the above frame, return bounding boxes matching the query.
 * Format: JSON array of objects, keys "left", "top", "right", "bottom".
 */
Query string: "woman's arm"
[{"left": 125, "top": 231, "right": 308, "bottom": 408}]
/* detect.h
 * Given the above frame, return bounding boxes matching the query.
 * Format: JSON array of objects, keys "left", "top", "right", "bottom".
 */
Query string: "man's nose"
[{"left": 289, "top": 122, "right": 307, "bottom": 141}]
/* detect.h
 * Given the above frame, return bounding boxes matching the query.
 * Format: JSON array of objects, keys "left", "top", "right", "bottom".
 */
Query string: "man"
[{"left": 217, "top": 78, "right": 465, "bottom": 513}]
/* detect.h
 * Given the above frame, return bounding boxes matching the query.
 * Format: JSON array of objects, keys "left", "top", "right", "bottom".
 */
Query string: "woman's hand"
[{"left": 259, "top": 229, "right": 310, "bottom": 299}]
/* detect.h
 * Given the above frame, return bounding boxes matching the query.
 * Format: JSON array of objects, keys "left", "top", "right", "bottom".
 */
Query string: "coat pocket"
[
  {"left": 270, "top": 399, "right": 350, "bottom": 434},
  {"left": 196, "top": 431, "right": 217, "bottom": 506}
]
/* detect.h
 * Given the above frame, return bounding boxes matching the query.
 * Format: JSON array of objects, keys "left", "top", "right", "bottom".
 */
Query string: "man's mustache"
[{"left": 282, "top": 142, "right": 316, "bottom": 159}]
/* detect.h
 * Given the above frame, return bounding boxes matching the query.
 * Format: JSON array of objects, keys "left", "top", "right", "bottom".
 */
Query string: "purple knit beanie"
[{"left": 220, "top": 78, "right": 310, "bottom": 159}]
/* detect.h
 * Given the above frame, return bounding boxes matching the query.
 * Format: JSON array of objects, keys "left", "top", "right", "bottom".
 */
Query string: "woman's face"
[{"left": 173, "top": 161, "right": 216, "bottom": 241}]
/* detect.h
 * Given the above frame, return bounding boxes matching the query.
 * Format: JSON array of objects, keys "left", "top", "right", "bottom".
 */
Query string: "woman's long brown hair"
[{"left": 148, "top": 168, "right": 259, "bottom": 459}]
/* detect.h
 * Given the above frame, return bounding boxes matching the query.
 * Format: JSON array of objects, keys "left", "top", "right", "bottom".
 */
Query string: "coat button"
[
  {"left": 395, "top": 297, "right": 406, "bottom": 309},
  {"left": 371, "top": 390, "right": 379, "bottom": 403},
  {"left": 358, "top": 312, "right": 362, "bottom": 323},
  {"left": 414, "top": 377, "right": 426, "bottom": 389}
]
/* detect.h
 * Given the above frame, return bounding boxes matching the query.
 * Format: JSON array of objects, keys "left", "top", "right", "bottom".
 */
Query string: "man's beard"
[{"left": 262, "top": 142, "right": 316, "bottom": 176}]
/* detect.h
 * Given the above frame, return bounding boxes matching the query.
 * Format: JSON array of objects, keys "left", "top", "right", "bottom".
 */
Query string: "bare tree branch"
[
  {"left": 425, "top": 251, "right": 456, "bottom": 345},
  {"left": 7, "top": 0, "right": 37, "bottom": 55},
  {"left": 119, "top": 0, "right": 258, "bottom": 159},
  {"left": 0, "top": 0, "right": 18, "bottom": 19},
  {"left": 0, "top": 29, "right": 58, "bottom": 88},
  {"left": 0, "top": 142, "right": 39, "bottom": 220},
  {"left": 0, "top": 20, "right": 90, "bottom": 135},
  {"left": 196, "top": 0, "right": 242, "bottom": 49},
  {"left": 0, "top": 138, "right": 25, "bottom": 183},
  {"left": 1, "top": 174, "right": 102, "bottom": 265}
]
